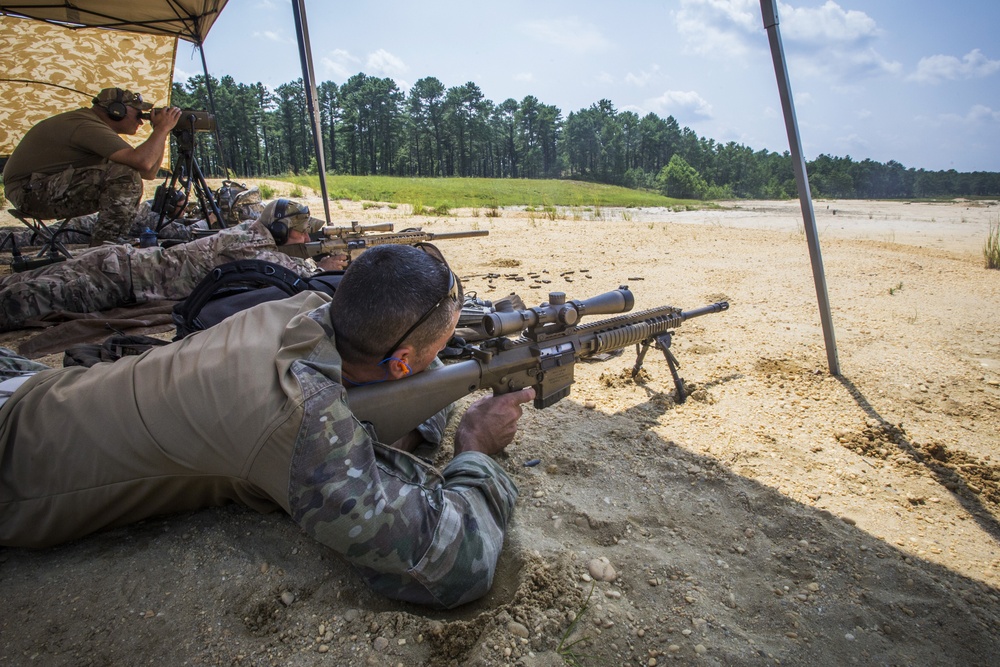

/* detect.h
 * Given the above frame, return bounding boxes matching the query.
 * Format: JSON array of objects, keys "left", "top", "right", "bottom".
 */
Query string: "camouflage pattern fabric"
[
  {"left": 8, "top": 162, "right": 143, "bottom": 245},
  {"left": 215, "top": 182, "right": 264, "bottom": 227},
  {"left": 1, "top": 201, "right": 199, "bottom": 247},
  {"left": 0, "top": 348, "right": 50, "bottom": 381},
  {"left": 287, "top": 308, "right": 518, "bottom": 609},
  {"left": 0, "top": 17, "right": 175, "bottom": 162},
  {"left": 0, "top": 219, "right": 318, "bottom": 332}
]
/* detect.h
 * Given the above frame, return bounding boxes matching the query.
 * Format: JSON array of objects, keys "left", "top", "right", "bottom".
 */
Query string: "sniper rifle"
[
  {"left": 277, "top": 222, "right": 488, "bottom": 263},
  {"left": 347, "top": 287, "right": 729, "bottom": 445}
]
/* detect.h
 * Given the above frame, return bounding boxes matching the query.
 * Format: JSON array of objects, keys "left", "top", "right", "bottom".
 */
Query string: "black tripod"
[{"left": 154, "top": 115, "right": 225, "bottom": 234}]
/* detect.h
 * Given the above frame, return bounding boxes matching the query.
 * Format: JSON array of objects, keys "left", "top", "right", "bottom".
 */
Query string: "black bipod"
[{"left": 632, "top": 331, "right": 687, "bottom": 403}]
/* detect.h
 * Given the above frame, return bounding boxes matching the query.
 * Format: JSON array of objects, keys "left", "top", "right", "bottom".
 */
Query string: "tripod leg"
[
  {"left": 154, "top": 169, "right": 185, "bottom": 233},
  {"left": 191, "top": 159, "right": 224, "bottom": 229}
]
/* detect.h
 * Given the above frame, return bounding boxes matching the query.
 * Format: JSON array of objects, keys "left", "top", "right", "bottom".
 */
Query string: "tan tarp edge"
[
  {"left": 0, "top": 15, "right": 177, "bottom": 168},
  {"left": 0, "top": 1, "right": 228, "bottom": 43}
]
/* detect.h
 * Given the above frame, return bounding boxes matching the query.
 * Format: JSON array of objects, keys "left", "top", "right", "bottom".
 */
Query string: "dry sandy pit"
[{"left": 1, "top": 196, "right": 998, "bottom": 666}]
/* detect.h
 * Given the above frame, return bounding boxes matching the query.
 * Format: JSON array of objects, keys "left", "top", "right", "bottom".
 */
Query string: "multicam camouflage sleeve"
[{"left": 287, "top": 358, "right": 518, "bottom": 609}]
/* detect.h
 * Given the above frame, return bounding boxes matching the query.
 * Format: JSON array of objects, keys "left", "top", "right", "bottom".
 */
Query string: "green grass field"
[{"left": 272, "top": 174, "right": 705, "bottom": 210}]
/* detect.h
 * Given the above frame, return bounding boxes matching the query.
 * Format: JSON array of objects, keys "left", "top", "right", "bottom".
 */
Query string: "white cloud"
[
  {"left": 675, "top": 1, "right": 899, "bottom": 80},
  {"left": 965, "top": 104, "right": 1000, "bottom": 123},
  {"left": 253, "top": 30, "right": 284, "bottom": 43},
  {"left": 674, "top": 0, "right": 758, "bottom": 59},
  {"left": 320, "top": 49, "right": 361, "bottom": 81},
  {"left": 646, "top": 89, "right": 713, "bottom": 118},
  {"left": 908, "top": 49, "right": 1000, "bottom": 84},
  {"left": 513, "top": 72, "right": 534, "bottom": 82},
  {"left": 625, "top": 65, "right": 660, "bottom": 87},
  {"left": 366, "top": 49, "right": 409, "bottom": 79},
  {"left": 923, "top": 105, "right": 1000, "bottom": 127},
  {"left": 173, "top": 66, "right": 196, "bottom": 81},
  {"left": 779, "top": 0, "right": 880, "bottom": 43},
  {"left": 520, "top": 17, "right": 610, "bottom": 54}
]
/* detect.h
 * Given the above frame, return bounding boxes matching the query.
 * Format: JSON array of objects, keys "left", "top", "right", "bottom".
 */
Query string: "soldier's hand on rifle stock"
[
  {"left": 317, "top": 252, "right": 349, "bottom": 272},
  {"left": 454, "top": 387, "right": 535, "bottom": 457}
]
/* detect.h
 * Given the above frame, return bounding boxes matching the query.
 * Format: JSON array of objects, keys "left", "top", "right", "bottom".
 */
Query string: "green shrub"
[
  {"left": 258, "top": 182, "right": 275, "bottom": 200},
  {"left": 985, "top": 219, "right": 1000, "bottom": 270}
]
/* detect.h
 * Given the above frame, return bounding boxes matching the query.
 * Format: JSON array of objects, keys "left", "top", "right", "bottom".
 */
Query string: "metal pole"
[
  {"left": 197, "top": 42, "right": 230, "bottom": 179},
  {"left": 291, "top": 0, "right": 332, "bottom": 225},
  {"left": 759, "top": 0, "right": 840, "bottom": 375}
]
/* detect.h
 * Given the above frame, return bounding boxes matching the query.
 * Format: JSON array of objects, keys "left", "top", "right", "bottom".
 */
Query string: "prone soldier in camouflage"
[
  {"left": 0, "top": 199, "right": 337, "bottom": 332},
  {"left": 0, "top": 244, "right": 533, "bottom": 608},
  {"left": 2, "top": 87, "right": 183, "bottom": 246},
  {"left": 0, "top": 185, "right": 265, "bottom": 248}
]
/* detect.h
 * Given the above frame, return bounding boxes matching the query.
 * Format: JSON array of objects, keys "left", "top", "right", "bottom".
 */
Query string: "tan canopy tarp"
[
  {"left": 0, "top": 1, "right": 227, "bottom": 43},
  {"left": 0, "top": 15, "right": 177, "bottom": 161}
]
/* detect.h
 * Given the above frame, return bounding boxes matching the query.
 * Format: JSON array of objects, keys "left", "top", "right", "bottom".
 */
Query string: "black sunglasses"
[{"left": 381, "top": 243, "right": 461, "bottom": 361}]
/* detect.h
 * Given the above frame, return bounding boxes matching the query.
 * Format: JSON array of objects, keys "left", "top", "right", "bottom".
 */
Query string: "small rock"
[
  {"left": 508, "top": 621, "right": 530, "bottom": 638},
  {"left": 373, "top": 637, "right": 389, "bottom": 651},
  {"left": 280, "top": 591, "right": 295, "bottom": 606},
  {"left": 588, "top": 557, "right": 617, "bottom": 582}
]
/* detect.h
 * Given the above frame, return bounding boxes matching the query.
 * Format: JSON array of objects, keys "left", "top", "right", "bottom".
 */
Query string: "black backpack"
[{"left": 172, "top": 259, "right": 343, "bottom": 339}]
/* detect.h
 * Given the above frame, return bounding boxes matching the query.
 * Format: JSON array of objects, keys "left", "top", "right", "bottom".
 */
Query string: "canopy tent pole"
[
  {"left": 759, "top": 0, "right": 840, "bottom": 375},
  {"left": 197, "top": 41, "right": 230, "bottom": 179},
  {"left": 290, "top": 0, "right": 332, "bottom": 225}
]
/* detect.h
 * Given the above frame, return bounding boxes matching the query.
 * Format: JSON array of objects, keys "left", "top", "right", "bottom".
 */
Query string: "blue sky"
[{"left": 174, "top": 0, "right": 1000, "bottom": 172}]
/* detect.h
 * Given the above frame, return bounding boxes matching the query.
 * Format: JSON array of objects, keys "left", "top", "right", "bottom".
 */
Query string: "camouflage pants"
[
  {"left": 8, "top": 162, "right": 143, "bottom": 245},
  {"left": 0, "top": 221, "right": 309, "bottom": 332},
  {"left": 0, "top": 245, "right": 137, "bottom": 332},
  {"left": 0, "top": 347, "right": 50, "bottom": 380},
  {"left": 0, "top": 203, "right": 197, "bottom": 248}
]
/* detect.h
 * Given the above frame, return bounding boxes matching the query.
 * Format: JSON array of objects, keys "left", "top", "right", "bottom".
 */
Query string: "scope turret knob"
[{"left": 548, "top": 292, "right": 566, "bottom": 305}]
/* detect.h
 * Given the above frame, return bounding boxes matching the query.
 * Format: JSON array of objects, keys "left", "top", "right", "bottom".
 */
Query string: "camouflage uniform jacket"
[
  {"left": 0, "top": 293, "right": 518, "bottom": 608},
  {"left": 0, "top": 218, "right": 318, "bottom": 332}
]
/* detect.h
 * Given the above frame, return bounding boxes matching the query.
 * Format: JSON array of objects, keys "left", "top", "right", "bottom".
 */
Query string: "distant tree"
[
  {"left": 169, "top": 70, "right": 1000, "bottom": 198},
  {"left": 658, "top": 154, "right": 708, "bottom": 199}
]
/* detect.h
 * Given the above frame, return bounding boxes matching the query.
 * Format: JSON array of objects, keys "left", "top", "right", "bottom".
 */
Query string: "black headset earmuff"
[
  {"left": 105, "top": 89, "right": 128, "bottom": 121},
  {"left": 268, "top": 198, "right": 290, "bottom": 245}
]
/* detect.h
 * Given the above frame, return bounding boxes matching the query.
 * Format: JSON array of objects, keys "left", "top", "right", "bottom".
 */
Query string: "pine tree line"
[{"left": 172, "top": 74, "right": 1000, "bottom": 199}]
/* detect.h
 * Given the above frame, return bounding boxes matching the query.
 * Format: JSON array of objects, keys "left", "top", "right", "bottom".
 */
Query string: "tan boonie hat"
[
  {"left": 259, "top": 198, "right": 325, "bottom": 234},
  {"left": 93, "top": 87, "right": 153, "bottom": 111}
]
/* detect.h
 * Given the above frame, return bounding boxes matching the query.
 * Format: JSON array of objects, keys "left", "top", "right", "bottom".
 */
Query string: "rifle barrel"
[
  {"left": 428, "top": 230, "right": 490, "bottom": 240},
  {"left": 681, "top": 301, "right": 729, "bottom": 321}
]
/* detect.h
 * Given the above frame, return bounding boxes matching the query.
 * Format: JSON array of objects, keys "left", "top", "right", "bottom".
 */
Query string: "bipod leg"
[
  {"left": 0, "top": 230, "right": 17, "bottom": 255},
  {"left": 653, "top": 332, "right": 686, "bottom": 403},
  {"left": 632, "top": 340, "right": 652, "bottom": 378},
  {"left": 35, "top": 220, "right": 73, "bottom": 260}
]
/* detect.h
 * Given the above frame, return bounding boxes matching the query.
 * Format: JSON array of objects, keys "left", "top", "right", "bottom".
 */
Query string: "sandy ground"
[{"left": 1, "top": 196, "right": 999, "bottom": 666}]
